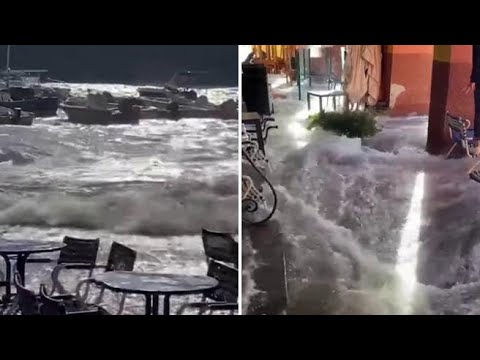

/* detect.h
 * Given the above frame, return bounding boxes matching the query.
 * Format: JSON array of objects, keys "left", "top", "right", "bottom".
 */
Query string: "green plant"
[{"left": 307, "top": 110, "right": 381, "bottom": 138}]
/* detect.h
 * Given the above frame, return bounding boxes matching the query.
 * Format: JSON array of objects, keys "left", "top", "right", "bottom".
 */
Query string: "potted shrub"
[{"left": 307, "top": 110, "right": 381, "bottom": 139}]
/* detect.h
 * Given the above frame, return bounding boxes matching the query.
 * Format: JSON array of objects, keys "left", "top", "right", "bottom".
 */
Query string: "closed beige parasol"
[{"left": 345, "top": 45, "right": 382, "bottom": 107}]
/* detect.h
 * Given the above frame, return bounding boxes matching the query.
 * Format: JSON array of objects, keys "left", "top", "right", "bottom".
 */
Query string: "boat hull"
[
  {"left": 0, "top": 113, "right": 34, "bottom": 126},
  {"left": 138, "top": 88, "right": 169, "bottom": 99},
  {"left": 0, "top": 97, "right": 58, "bottom": 117},
  {"left": 60, "top": 104, "right": 140, "bottom": 125}
]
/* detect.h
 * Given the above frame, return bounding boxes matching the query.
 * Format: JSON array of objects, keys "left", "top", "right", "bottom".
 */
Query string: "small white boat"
[{"left": 60, "top": 93, "right": 141, "bottom": 125}]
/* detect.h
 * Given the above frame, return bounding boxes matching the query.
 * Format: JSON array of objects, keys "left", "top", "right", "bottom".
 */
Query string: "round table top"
[
  {"left": 91, "top": 271, "right": 219, "bottom": 296},
  {"left": 0, "top": 239, "right": 65, "bottom": 255}
]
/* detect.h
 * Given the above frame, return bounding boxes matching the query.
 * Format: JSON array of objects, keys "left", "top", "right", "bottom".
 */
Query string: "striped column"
[{"left": 427, "top": 45, "right": 473, "bottom": 154}]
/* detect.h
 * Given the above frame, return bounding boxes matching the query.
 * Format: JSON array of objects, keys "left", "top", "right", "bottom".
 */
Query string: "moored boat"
[
  {"left": 0, "top": 106, "right": 34, "bottom": 126},
  {"left": 0, "top": 87, "right": 58, "bottom": 117},
  {"left": 1, "top": 46, "right": 59, "bottom": 117},
  {"left": 137, "top": 87, "right": 170, "bottom": 99},
  {"left": 60, "top": 94, "right": 141, "bottom": 125}
]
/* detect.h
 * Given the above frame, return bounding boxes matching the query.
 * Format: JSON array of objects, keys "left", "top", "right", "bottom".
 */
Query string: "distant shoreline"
[{"left": 43, "top": 81, "right": 238, "bottom": 89}]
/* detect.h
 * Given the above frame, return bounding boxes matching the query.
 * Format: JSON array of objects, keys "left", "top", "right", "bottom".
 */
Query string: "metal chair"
[
  {"left": 48, "top": 236, "right": 100, "bottom": 296},
  {"left": 75, "top": 241, "right": 136, "bottom": 315},
  {"left": 25, "top": 236, "right": 100, "bottom": 296},
  {"left": 101, "top": 241, "right": 137, "bottom": 272},
  {"left": 201, "top": 229, "right": 238, "bottom": 268},
  {"left": 12, "top": 272, "right": 40, "bottom": 315},
  {"left": 38, "top": 284, "right": 109, "bottom": 315},
  {"left": 443, "top": 113, "right": 480, "bottom": 182},
  {"left": 445, "top": 112, "right": 474, "bottom": 159},
  {"left": 176, "top": 260, "right": 238, "bottom": 315}
]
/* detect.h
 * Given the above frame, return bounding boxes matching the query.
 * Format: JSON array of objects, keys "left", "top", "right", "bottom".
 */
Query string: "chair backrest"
[
  {"left": 202, "top": 229, "right": 238, "bottom": 267},
  {"left": 105, "top": 242, "right": 136, "bottom": 272},
  {"left": 38, "top": 284, "right": 67, "bottom": 315},
  {"left": 58, "top": 236, "right": 100, "bottom": 265},
  {"left": 207, "top": 260, "right": 238, "bottom": 303},
  {"left": 446, "top": 112, "right": 470, "bottom": 140},
  {"left": 14, "top": 272, "right": 40, "bottom": 315}
]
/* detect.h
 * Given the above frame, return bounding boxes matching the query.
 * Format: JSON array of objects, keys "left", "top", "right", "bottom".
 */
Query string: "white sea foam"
[{"left": 245, "top": 93, "right": 480, "bottom": 315}]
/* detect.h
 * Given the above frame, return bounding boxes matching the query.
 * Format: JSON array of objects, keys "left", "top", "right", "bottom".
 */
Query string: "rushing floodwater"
[
  {"left": 244, "top": 85, "right": 480, "bottom": 315},
  {"left": 0, "top": 84, "right": 238, "bottom": 314}
]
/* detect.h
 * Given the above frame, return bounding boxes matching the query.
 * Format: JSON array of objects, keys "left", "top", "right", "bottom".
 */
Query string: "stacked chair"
[
  {"left": 10, "top": 237, "right": 136, "bottom": 315},
  {"left": 177, "top": 229, "right": 238, "bottom": 315}
]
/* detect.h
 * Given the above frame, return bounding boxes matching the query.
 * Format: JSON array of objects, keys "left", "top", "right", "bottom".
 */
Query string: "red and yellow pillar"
[{"left": 427, "top": 45, "right": 473, "bottom": 154}]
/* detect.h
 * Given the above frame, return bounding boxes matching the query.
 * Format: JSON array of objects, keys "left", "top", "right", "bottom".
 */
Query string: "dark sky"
[{"left": 0, "top": 45, "right": 238, "bottom": 86}]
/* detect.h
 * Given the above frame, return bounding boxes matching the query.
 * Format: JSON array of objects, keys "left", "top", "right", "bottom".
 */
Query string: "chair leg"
[
  {"left": 445, "top": 143, "right": 458, "bottom": 159},
  {"left": 176, "top": 302, "right": 209, "bottom": 315},
  {"left": 198, "top": 306, "right": 207, "bottom": 316},
  {"left": 176, "top": 303, "right": 189, "bottom": 315},
  {"left": 81, "top": 268, "right": 94, "bottom": 300},
  {"left": 197, "top": 295, "right": 206, "bottom": 315},
  {"left": 468, "top": 159, "right": 480, "bottom": 173},
  {"left": 94, "top": 287, "right": 105, "bottom": 305},
  {"left": 50, "top": 266, "right": 62, "bottom": 295},
  {"left": 4, "top": 297, "right": 19, "bottom": 315},
  {"left": 116, "top": 294, "right": 127, "bottom": 315},
  {"left": 176, "top": 302, "right": 204, "bottom": 315},
  {"left": 463, "top": 140, "right": 472, "bottom": 158}
]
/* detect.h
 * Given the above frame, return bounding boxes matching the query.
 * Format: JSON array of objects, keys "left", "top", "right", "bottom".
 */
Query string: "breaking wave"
[{"left": 0, "top": 177, "right": 237, "bottom": 236}]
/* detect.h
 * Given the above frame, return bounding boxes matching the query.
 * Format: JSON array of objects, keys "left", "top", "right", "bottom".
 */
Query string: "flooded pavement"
[{"left": 244, "top": 91, "right": 480, "bottom": 315}]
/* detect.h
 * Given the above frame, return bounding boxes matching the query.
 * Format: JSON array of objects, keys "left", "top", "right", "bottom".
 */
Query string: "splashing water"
[{"left": 245, "top": 92, "right": 480, "bottom": 315}]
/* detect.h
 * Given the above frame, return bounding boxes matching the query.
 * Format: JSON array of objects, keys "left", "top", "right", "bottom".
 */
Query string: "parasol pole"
[{"left": 6, "top": 45, "right": 11, "bottom": 88}]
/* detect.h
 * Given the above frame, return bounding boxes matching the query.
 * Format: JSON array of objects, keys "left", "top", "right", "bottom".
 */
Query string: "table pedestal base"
[
  {"left": 0, "top": 254, "right": 28, "bottom": 306},
  {"left": 144, "top": 294, "right": 171, "bottom": 315}
]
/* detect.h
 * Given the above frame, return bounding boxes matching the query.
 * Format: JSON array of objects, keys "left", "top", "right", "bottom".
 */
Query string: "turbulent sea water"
[{"left": 0, "top": 84, "right": 238, "bottom": 314}]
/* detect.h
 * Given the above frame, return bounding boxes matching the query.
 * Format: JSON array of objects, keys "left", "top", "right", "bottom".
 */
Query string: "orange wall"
[
  {"left": 387, "top": 45, "right": 434, "bottom": 116},
  {"left": 446, "top": 45, "right": 474, "bottom": 121},
  {"left": 388, "top": 45, "right": 434, "bottom": 54}
]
